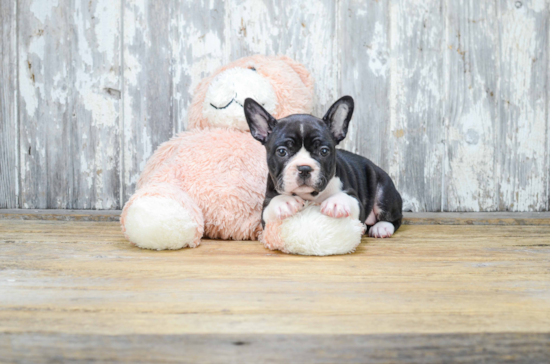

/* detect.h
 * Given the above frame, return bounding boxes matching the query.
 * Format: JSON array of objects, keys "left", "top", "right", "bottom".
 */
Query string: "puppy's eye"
[
  {"left": 248, "top": 66, "right": 257, "bottom": 71},
  {"left": 320, "top": 147, "right": 330, "bottom": 156},
  {"left": 276, "top": 147, "right": 288, "bottom": 157}
]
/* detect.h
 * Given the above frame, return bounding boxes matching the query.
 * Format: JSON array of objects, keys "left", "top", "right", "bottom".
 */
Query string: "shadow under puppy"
[{"left": 244, "top": 96, "right": 403, "bottom": 238}]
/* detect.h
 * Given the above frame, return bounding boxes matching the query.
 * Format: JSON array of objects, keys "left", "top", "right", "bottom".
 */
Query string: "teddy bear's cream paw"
[
  {"left": 124, "top": 196, "right": 200, "bottom": 250},
  {"left": 276, "top": 204, "right": 364, "bottom": 256}
]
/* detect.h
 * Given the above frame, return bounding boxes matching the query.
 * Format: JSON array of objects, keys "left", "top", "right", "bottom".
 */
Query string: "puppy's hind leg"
[{"left": 367, "top": 181, "right": 403, "bottom": 238}]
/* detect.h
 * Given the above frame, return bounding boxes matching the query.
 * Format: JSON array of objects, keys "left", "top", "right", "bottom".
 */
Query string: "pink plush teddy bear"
[{"left": 121, "top": 55, "right": 314, "bottom": 250}]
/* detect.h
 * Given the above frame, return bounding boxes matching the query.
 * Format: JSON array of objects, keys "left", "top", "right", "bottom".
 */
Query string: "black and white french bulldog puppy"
[{"left": 244, "top": 96, "right": 403, "bottom": 238}]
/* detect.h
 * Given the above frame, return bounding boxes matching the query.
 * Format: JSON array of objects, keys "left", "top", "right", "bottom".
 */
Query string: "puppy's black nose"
[{"left": 297, "top": 165, "right": 313, "bottom": 176}]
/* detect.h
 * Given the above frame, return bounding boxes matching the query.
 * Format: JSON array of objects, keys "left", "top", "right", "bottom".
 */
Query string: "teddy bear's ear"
[
  {"left": 277, "top": 55, "right": 315, "bottom": 94},
  {"left": 244, "top": 98, "right": 277, "bottom": 144}
]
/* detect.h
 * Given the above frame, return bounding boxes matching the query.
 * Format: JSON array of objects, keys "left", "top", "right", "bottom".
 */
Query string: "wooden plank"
[
  {"left": 1, "top": 332, "right": 549, "bottom": 364},
  {"left": 388, "top": 0, "right": 446, "bottom": 212},
  {"left": 225, "top": 0, "right": 339, "bottom": 116},
  {"left": 0, "top": 0, "right": 18, "bottom": 208},
  {"left": 444, "top": 1, "right": 499, "bottom": 211},
  {"left": 0, "top": 221, "right": 549, "bottom": 362},
  {"left": 497, "top": 0, "right": 549, "bottom": 211},
  {"left": 339, "top": 0, "right": 390, "bottom": 167},
  {"left": 122, "top": 0, "right": 173, "bottom": 202},
  {"left": 18, "top": 0, "right": 122, "bottom": 209},
  {"left": 1, "top": 221, "right": 549, "bottom": 334},
  {"left": 403, "top": 211, "right": 550, "bottom": 225},
  {"left": 0, "top": 209, "right": 121, "bottom": 221},
  {"left": 1, "top": 210, "right": 550, "bottom": 225},
  {"left": 170, "top": 0, "right": 228, "bottom": 132}
]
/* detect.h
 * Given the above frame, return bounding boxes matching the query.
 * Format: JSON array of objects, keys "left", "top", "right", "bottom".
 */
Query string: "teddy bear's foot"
[
  {"left": 124, "top": 196, "right": 202, "bottom": 250},
  {"left": 261, "top": 203, "right": 364, "bottom": 256}
]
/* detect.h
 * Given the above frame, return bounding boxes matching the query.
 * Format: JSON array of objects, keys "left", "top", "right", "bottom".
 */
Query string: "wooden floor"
[{"left": 1, "top": 215, "right": 550, "bottom": 363}]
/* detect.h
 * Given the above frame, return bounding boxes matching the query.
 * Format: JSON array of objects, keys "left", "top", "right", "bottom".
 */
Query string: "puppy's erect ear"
[
  {"left": 244, "top": 98, "right": 277, "bottom": 144},
  {"left": 322, "top": 96, "right": 354, "bottom": 144}
]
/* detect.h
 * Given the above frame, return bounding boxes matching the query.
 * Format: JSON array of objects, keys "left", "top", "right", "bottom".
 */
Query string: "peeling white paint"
[
  {"left": 447, "top": 103, "right": 496, "bottom": 211},
  {"left": 19, "top": 60, "right": 38, "bottom": 118},
  {"left": 401, "top": 192, "right": 421, "bottom": 212},
  {"left": 19, "top": 32, "right": 45, "bottom": 118},
  {"left": 74, "top": 1, "right": 93, "bottom": 67},
  {"left": 188, "top": 29, "right": 224, "bottom": 93},
  {"left": 226, "top": 0, "right": 338, "bottom": 114},
  {"left": 529, "top": 0, "right": 546, "bottom": 13},
  {"left": 29, "top": 0, "right": 58, "bottom": 24},
  {"left": 367, "top": 22, "right": 388, "bottom": 78},
  {"left": 94, "top": 0, "right": 119, "bottom": 59},
  {"left": 498, "top": 1, "right": 548, "bottom": 211},
  {"left": 86, "top": 91, "right": 118, "bottom": 127}
]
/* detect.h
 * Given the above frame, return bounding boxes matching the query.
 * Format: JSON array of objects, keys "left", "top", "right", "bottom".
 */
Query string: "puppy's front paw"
[
  {"left": 320, "top": 195, "right": 351, "bottom": 218},
  {"left": 276, "top": 196, "right": 305, "bottom": 219},
  {"left": 368, "top": 221, "right": 395, "bottom": 238},
  {"left": 264, "top": 195, "right": 305, "bottom": 222}
]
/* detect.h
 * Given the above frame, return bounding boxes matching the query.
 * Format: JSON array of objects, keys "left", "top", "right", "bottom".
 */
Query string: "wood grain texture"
[
  {"left": 389, "top": 0, "right": 445, "bottom": 212},
  {"left": 122, "top": 0, "right": 173, "bottom": 201},
  {"left": 0, "top": 221, "right": 549, "bottom": 362},
  {"left": 339, "top": 0, "right": 390, "bottom": 166},
  {"left": 402, "top": 211, "right": 550, "bottom": 225},
  {"left": 2, "top": 209, "right": 550, "bottom": 225},
  {"left": 497, "top": 0, "right": 549, "bottom": 211},
  {"left": 444, "top": 0, "right": 500, "bottom": 211},
  {"left": 2, "top": 333, "right": 549, "bottom": 364},
  {"left": 17, "top": 0, "right": 122, "bottom": 209},
  {"left": 0, "top": 208, "right": 122, "bottom": 221},
  {"left": 0, "top": 0, "right": 18, "bottom": 208}
]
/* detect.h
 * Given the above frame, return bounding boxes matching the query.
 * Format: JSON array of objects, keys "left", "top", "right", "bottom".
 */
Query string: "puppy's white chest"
[
  {"left": 295, "top": 177, "right": 360, "bottom": 220},
  {"left": 306, "top": 177, "right": 345, "bottom": 203}
]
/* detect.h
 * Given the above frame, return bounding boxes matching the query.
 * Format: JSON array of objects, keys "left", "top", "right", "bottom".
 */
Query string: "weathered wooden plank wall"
[
  {"left": 498, "top": 0, "right": 549, "bottom": 211},
  {"left": 0, "top": 0, "right": 548, "bottom": 212},
  {"left": 17, "top": 0, "right": 122, "bottom": 209},
  {"left": 0, "top": 0, "right": 18, "bottom": 208},
  {"left": 445, "top": 1, "right": 498, "bottom": 212},
  {"left": 388, "top": 0, "right": 445, "bottom": 212}
]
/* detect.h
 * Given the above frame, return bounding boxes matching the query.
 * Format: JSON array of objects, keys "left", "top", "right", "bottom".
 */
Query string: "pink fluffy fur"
[{"left": 121, "top": 55, "right": 315, "bottom": 247}]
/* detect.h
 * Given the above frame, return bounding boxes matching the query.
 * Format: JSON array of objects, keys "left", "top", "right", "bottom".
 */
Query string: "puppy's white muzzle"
[{"left": 280, "top": 147, "right": 321, "bottom": 197}]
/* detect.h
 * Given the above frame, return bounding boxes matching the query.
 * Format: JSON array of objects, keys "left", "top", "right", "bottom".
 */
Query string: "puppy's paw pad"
[
  {"left": 320, "top": 197, "right": 351, "bottom": 218},
  {"left": 368, "top": 221, "right": 395, "bottom": 238}
]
